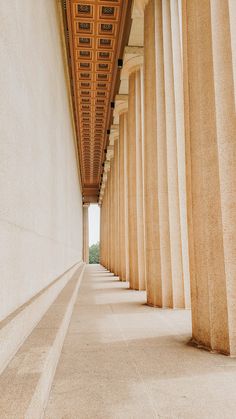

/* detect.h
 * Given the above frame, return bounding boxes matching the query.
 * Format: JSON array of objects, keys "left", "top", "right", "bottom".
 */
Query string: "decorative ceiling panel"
[{"left": 65, "top": 0, "right": 128, "bottom": 202}]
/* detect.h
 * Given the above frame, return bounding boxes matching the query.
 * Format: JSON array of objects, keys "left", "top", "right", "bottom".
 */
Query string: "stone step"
[
  {"left": 0, "top": 262, "right": 83, "bottom": 376},
  {"left": 0, "top": 262, "right": 85, "bottom": 419}
]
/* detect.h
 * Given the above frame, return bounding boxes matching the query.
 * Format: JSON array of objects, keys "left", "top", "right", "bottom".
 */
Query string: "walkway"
[{"left": 45, "top": 265, "right": 236, "bottom": 419}]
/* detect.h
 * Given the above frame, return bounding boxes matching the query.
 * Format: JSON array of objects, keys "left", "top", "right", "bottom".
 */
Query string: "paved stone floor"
[{"left": 45, "top": 264, "right": 236, "bottom": 419}]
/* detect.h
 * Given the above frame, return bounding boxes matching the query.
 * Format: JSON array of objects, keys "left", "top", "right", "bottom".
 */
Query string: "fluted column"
[
  {"left": 123, "top": 49, "right": 146, "bottom": 290},
  {"left": 83, "top": 204, "right": 89, "bottom": 264},
  {"left": 143, "top": 0, "right": 190, "bottom": 307},
  {"left": 114, "top": 96, "right": 129, "bottom": 281},
  {"left": 135, "top": 69, "right": 146, "bottom": 290},
  {"left": 104, "top": 188, "right": 108, "bottom": 268},
  {"left": 170, "top": 0, "right": 191, "bottom": 308},
  {"left": 123, "top": 113, "right": 130, "bottom": 282},
  {"left": 105, "top": 178, "right": 110, "bottom": 269},
  {"left": 162, "top": 0, "right": 185, "bottom": 307},
  {"left": 113, "top": 136, "right": 119, "bottom": 276},
  {"left": 107, "top": 170, "right": 112, "bottom": 271},
  {"left": 127, "top": 71, "right": 139, "bottom": 289},
  {"left": 118, "top": 111, "right": 129, "bottom": 281},
  {"left": 110, "top": 159, "right": 115, "bottom": 272},
  {"left": 144, "top": 0, "right": 162, "bottom": 305},
  {"left": 184, "top": 0, "right": 236, "bottom": 354},
  {"left": 154, "top": 0, "right": 173, "bottom": 307}
]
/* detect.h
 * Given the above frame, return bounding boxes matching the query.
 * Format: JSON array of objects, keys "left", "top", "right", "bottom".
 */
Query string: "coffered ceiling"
[{"left": 64, "top": 0, "right": 131, "bottom": 202}]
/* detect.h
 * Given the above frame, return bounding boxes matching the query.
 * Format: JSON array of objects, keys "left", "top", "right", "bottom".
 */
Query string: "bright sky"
[{"left": 89, "top": 205, "right": 100, "bottom": 245}]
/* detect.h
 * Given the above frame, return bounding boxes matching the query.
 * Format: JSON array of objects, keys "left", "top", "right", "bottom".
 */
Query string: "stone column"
[
  {"left": 127, "top": 71, "right": 139, "bottom": 289},
  {"left": 119, "top": 113, "right": 128, "bottom": 281},
  {"left": 162, "top": 0, "right": 185, "bottom": 308},
  {"left": 123, "top": 48, "right": 146, "bottom": 290},
  {"left": 143, "top": 0, "right": 162, "bottom": 305},
  {"left": 135, "top": 69, "right": 146, "bottom": 290},
  {"left": 83, "top": 204, "right": 89, "bottom": 264},
  {"left": 184, "top": 0, "right": 236, "bottom": 355},
  {"left": 114, "top": 96, "right": 129, "bottom": 281},
  {"left": 104, "top": 187, "right": 108, "bottom": 268},
  {"left": 154, "top": 0, "right": 173, "bottom": 307},
  {"left": 110, "top": 162, "right": 115, "bottom": 273},
  {"left": 123, "top": 113, "right": 130, "bottom": 282},
  {"left": 106, "top": 128, "right": 116, "bottom": 275},
  {"left": 142, "top": 0, "right": 190, "bottom": 307},
  {"left": 107, "top": 170, "right": 112, "bottom": 271},
  {"left": 104, "top": 176, "right": 109, "bottom": 269},
  {"left": 170, "top": 0, "right": 191, "bottom": 308},
  {"left": 113, "top": 136, "right": 119, "bottom": 276}
]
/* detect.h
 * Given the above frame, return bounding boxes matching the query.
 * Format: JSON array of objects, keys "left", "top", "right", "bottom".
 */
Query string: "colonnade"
[{"left": 100, "top": 0, "right": 236, "bottom": 356}]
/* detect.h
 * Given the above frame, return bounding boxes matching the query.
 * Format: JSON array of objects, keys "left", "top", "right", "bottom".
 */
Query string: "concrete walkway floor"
[{"left": 45, "top": 265, "right": 236, "bottom": 419}]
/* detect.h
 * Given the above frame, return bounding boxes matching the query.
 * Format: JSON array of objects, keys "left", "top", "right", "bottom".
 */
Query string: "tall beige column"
[
  {"left": 127, "top": 71, "right": 139, "bottom": 289},
  {"left": 107, "top": 170, "right": 112, "bottom": 271},
  {"left": 104, "top": 176, "right": 110, "bottom": 269},
  {"left": 154, "top": 0, "right": 173, "bottom": 307},
  {"left": 104, "top": 188, "right": 108, "bottom": 268},
  {"left": 184, "top": 0, "right": 236, "bottom": 354},
  {"left": 170, "top": 0, "right": 191, "bottom": 308},
  {"left": 143, "top": 0, "right": 162, "bottom": 305},
  {"left": 113, "top": 136, "right": 119, "bottom": 276},
  {"left": 123, "top": 113, "right": 130, "bottom": 281},
  {"left": 83, "top": 204, "right": 89, "bottom": 264},
  {"left": 143, "top": 0, "right": 190, "bottom": 307},
  {"left": 135, "top": 69, "right": 146, "bottom": 290},
  {"left": 110, "top": 157, "right": 115, "bottom": 273},
  {"left": 114, "top": 97, "right": 129, "bottom": 281},
  {"left": 162, "top": 0, "right": 185, "bottom": 307},
  {"left": 123, "top": 48, "right": 146, "bottom": 290},
  {"left": 119, "top": 113, "right": 128, "bottom": 281}
]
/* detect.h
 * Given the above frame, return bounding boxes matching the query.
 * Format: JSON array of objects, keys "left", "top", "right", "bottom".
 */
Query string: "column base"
[
  {"left": 188, "top": 338, "right": 233, "bottom": 357},
  {"left": 129, "top": 286, "right": 146, "bottom": 291}
]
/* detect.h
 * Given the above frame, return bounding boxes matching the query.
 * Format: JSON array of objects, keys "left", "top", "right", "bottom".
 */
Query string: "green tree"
[{"left": 89, "top": 242, "right": 100, "bottom": 264}]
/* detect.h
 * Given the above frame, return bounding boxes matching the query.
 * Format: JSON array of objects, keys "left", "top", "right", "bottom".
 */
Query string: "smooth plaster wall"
[{"left": 0, "top": 0, "right": 83, "bottom": 321}]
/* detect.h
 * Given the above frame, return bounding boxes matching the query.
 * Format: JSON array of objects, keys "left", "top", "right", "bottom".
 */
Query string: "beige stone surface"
[
  {"left": 113, "top": 139, "right": 120, "bottom": 277},
  {"left": 0, "top": 264, "right": 85, "bottom": 419},
  {"left": 123, "top": 113, "right": 130, "bottom": 282},
  {"left": 170, "top": 0, "right": 191, "bottom": 308},
  {"left": 163, "top": 0, "right": 185, "bottom": 308},
  {"left": 185, "top": 0, "right": 236, "bottom": 355},
  {"left": 135, "top": 69, "right": 146, "bottom": 291},
  {"left": 0, "top": 0, "right": 83, "bottom": 321},
  {"left": 127, "top": 71, "right": 140, "bottom": 290},
  {"left": 45, "top": 265, "right": 236, "bottom": 419},
  {"left": 0, "top": 262, "right": 81, "bottom": 376},
  {"left": 142, "top": 0, "right": 190, "bottom": 309},
  {"left": 118, "top": 113, "right": 128, "bottom": 281},
  {"left": 154, "top": 0, "right": 173, "bottom": 308},
  {"left": 143, "top": 0, "right": 162, "bottom": 306}
]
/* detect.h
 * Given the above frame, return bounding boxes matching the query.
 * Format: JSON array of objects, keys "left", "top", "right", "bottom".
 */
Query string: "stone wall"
[{"left": 0, "top": 0, "right": 83, "bottom": 321}]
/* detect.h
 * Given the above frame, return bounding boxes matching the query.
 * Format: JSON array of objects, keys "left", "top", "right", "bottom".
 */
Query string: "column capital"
[
  {"left": 106, "top": 145, "right": 114, "bottom": 161},
  {"left": 113, "top": 94, "right": 128, "bottom": 123},
  {"left": 132, "top": 0, "right": 150, "bottom": 17},
  {"left": 104, "top": 160, "right": 111, "bottom": 172},
  {"left": 109, "top": 124, "right": 119, "bottom": 145},
  {"left": 121, "top": 46, "right": 144, "bottom": 81},
  {"left": 83, "top": 204, "right": 90, "bottom": 208}
]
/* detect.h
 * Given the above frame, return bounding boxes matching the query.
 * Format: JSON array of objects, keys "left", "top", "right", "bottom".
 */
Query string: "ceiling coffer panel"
[{"left": 65, "top": 0, "right": 127, "bottom": 202}]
